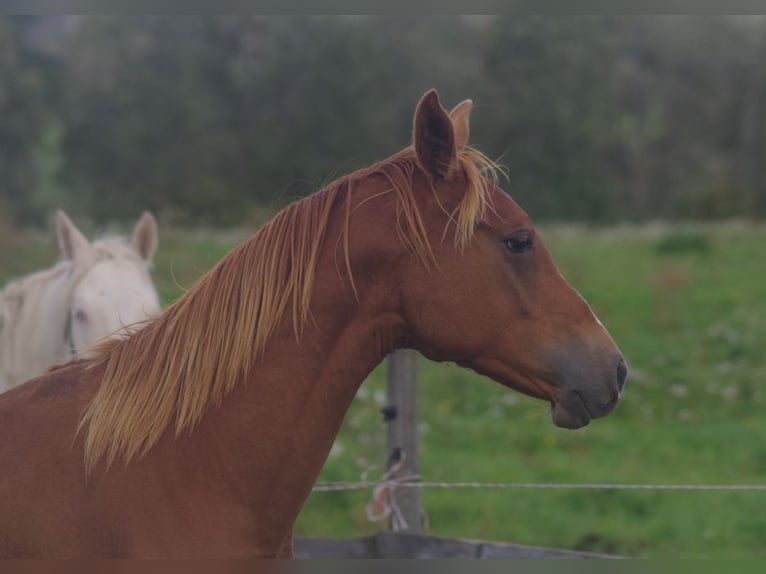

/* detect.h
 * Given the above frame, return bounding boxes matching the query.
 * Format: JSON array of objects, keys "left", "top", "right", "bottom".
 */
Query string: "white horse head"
[
  {"left": 57, "top": 211, "right": 162, "bottom": 354},
  {"left": 0, "top": 211, "right": 162, "bottom": 392}
]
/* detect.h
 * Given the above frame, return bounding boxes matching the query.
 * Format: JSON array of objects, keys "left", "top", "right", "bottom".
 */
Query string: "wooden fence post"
[{"left": 384, "top": 349, "right": 421, "bottom": 532}]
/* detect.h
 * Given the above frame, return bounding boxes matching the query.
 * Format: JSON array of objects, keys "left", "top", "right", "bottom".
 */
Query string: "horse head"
[
  {"left": 56, "top": 211, "right": 162, "bottom": 354},
  {"left": 397, "top": 90, "right": 626, "bottom": 428}
]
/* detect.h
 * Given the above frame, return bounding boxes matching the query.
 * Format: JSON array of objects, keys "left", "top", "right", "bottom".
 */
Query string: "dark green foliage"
[
  {"left": 2, "top": 16, "right": 766, "bottom": 226},
  {"left": 0, "top": 17, "right": 61, "bottom": 224}
]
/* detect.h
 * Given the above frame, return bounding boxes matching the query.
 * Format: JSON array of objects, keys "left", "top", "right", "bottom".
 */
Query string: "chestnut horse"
[{"left": 0, "top": 90, "right": 626, "bottom": 558}]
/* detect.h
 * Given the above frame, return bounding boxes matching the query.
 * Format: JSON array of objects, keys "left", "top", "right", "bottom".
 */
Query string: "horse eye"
[
  {"left": 74, "top": 309, "right": 88, "bottom": 323},
  {"left": 503, "top": 231, "right": 534, "bottom": 254}
]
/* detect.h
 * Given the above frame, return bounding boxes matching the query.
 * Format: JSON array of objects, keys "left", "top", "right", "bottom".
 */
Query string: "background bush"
[{"left": 2, "top": 16, "right": 766, "bottom": 227}]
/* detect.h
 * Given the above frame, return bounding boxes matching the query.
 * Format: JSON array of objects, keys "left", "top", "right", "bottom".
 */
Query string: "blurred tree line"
[{"left": 1, "top": 15, "right": 765, "bottom": 227}]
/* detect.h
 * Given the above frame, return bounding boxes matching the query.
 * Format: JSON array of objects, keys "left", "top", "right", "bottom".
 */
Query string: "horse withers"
[
  {"left": 0, "top": 90, "right": 626, "bottom": 557},
  {"left": 0, "top": 211, "right": 161, "bottom": 392}
]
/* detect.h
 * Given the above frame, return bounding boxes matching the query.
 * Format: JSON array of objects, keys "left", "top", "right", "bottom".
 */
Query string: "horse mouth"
[
  {"left": 458, "top": 357, "right": 621, "bottom": 429},
  {"left": 550, "top": 390, "right": 618, "bottom": 430}
]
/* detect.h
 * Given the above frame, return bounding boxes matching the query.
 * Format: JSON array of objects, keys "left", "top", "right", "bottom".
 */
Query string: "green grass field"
[{"left": 2, "top": 221, "right": 765, "bottom": 557}]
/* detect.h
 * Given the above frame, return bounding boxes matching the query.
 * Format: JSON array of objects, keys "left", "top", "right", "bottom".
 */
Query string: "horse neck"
[
  {"left": 0, "top": 262, "right": 74, "bottom": 388},
  {"left": 191, "top": 184, "right": 407, "bottom": 540}
]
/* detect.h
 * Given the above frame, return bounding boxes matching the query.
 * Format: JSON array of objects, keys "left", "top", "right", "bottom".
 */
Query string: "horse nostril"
[{"left": 616, "top": 358, "right": 628, "bottom": 392}]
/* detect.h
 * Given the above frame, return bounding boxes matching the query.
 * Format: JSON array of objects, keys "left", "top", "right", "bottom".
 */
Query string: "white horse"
[{"left": 0, "top": 211, "right": 161, "bottom": 392}]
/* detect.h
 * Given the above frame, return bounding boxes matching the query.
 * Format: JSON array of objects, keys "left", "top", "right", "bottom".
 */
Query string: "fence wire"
[{"left": 312, "top": 480, "right": 766, "bottom": 492}]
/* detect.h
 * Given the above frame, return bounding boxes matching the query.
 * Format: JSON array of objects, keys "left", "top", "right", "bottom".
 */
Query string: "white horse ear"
[
  {"left": 132, "top": 211, "right": 158, "bottom": 263},
  {"left": 449, "top": 99, "right": 473, "bottom": 149},
  {"left": 56, "top": 211, "right": 90, "bottom": 262}
]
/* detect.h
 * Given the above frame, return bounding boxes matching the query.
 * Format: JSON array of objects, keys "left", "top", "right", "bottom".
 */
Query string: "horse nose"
[{"left": 616, "top": 357, "right": 628, "bottom": 393}]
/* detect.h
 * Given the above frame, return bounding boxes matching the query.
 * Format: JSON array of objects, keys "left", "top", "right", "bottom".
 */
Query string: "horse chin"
[
  {"left": 550, "top": 398, "right": 592, "bottom": 429},
  {"left": 550, "top": 389, "right": 619, "bottom": 429}
]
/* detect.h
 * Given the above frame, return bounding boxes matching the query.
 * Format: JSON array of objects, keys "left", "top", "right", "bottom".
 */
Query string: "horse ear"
[
  {"left": 449, "top": 99, "right": 473, "bottom": 149},
  {"left": 56, "top": 211, "right": 90, "bottom": 262},
  {"left": 413, "top": 89, "right": 458, "bottom": 181},
  {"left": 132, "top": 211, "right": 158, "bottom": 263}
]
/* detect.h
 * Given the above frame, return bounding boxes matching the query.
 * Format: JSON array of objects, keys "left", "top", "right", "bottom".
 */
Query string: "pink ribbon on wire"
[{"left": 363, "top": 451, "right": 420, "bottom": 531}]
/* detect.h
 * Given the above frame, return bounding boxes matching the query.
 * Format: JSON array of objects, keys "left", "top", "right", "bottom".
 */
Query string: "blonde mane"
[{"left": 80, "top": 146, "right": 501, "bottom": 472}]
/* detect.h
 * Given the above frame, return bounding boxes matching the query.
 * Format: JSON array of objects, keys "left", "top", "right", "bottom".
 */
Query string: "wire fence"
[
  {"left": 313, "top": 476, "right": 766, "bottom": 532},
  {"left": 313, "top": 479, "right": 766, "bottom": 492}
]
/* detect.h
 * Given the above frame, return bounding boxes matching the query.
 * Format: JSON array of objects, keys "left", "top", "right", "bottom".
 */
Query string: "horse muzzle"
[{"left": 549, "top": 356, "right": 627, "bottom": 429}]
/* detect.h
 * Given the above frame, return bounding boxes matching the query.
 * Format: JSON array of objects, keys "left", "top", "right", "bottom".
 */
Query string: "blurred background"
[
  {"left": 3, "top": 15, "right": 766, "bottom": 227},
  {"left": 2, "top": 15, "right": 766, "bottom": 557}
]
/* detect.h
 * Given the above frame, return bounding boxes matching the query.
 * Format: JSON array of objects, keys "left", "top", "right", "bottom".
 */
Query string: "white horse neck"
[{"left": 0, "top": 262, "right": 74, "bottom": 391}]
